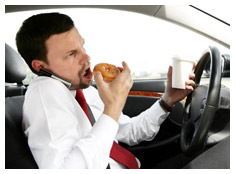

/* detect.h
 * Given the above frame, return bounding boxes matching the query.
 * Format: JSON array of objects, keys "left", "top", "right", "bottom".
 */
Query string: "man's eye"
[{"left": 68, "top": 52, "right": 75, "bottom": 57}]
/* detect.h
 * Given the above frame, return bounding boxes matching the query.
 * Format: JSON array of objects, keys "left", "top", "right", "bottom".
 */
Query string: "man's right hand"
[{"left": 94, "top": 61, "right": 133, "bottom": 122}]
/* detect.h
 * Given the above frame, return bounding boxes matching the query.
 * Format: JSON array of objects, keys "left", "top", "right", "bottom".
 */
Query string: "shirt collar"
[{"left": 70, "top": 90, "right": 76, "bottom": 97}]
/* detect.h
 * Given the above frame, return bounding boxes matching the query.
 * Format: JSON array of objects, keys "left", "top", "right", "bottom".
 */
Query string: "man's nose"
[{"left": 79, "top": 53, "right": 91, "bottom": 65}]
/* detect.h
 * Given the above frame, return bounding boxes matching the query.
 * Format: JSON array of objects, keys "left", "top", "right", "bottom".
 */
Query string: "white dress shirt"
[{"left": 22, "top": 76, "right": 169, "bottom": 169}]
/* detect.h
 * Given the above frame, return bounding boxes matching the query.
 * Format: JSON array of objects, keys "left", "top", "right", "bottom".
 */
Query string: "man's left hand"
[{"left": 162, "top": 63, "right": 196, "bottom": 107}]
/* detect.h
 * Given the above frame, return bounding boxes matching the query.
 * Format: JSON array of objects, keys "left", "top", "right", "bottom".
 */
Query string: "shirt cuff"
[
  {"left": 148, "top": 100, "right": 169, "bottom": 126},
  {"left": 90, "top": 114, "right": 119, "bottom": 144}
]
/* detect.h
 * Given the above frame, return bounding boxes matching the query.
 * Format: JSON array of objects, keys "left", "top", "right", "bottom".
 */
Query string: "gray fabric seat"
[{"left": 183, "top": 137, "right": 230, "bottom": 169}]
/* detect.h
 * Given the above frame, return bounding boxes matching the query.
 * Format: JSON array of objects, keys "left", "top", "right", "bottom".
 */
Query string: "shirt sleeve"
[
  {"left": 83, "top": 85, "right": 170, "bottom": 147},
  {"left": 116, "top": 100, "right": 169, "bottom": 146},
  {"left": 60, "top": 114, "right": 118, "bottom": 169},
  {"left": 23, "top": 77, "right": 118, "bottom": 169}
]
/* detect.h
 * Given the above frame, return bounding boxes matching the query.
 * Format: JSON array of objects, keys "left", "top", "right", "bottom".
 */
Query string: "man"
[{"left": 16, "top": 12, "right": 195, "bottom": 169}]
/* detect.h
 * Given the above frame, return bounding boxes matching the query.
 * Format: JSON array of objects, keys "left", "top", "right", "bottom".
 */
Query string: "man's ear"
[{"left": 31, "top": 60, "right": 45, "bottom": 73}]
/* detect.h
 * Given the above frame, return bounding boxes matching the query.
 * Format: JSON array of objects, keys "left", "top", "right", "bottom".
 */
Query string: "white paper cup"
[{"left": 172, "top": 57, "right": 194, "bottom": 89}]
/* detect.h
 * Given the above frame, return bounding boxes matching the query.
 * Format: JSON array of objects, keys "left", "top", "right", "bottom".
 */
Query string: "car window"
[{"left": 5, "top": 8, "right": 230, "bottom": 84}]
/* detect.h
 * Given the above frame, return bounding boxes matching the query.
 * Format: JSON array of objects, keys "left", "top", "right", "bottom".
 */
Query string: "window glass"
[{"left": 5, "top": 8, "right": 229, "bottom": 84}]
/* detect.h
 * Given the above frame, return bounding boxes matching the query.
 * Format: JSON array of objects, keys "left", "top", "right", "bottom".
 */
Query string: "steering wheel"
[{"left": 180, "top": 46, "right": 222, "bottom": 156}]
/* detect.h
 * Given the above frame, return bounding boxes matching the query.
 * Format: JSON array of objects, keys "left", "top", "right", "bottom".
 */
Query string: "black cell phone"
[{"left": 38, "top": 69, "right": 72, "bottom": 88}]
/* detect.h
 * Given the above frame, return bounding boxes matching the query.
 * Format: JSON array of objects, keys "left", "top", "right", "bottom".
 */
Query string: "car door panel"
[{"left": 123, "top": 79, "right": 165, "bottom": 117}]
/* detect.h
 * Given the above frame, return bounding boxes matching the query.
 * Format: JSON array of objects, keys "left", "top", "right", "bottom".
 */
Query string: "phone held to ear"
[{"left": 38, "top": 69, "right": 72, "bottom": 88}]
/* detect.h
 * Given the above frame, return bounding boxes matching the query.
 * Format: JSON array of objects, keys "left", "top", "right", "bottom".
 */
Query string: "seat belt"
[{"left": 87, "top": 104, "right": 110, "bottom": 169}]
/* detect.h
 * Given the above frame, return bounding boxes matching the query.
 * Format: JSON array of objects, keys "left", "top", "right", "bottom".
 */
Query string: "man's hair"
[{"left": 16, "top": 12, "right": 74, "bottom": 74}]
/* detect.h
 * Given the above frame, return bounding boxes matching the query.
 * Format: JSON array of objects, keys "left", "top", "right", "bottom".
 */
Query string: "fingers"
[
  {"left": 94, "top": 71, "right": 104, "bottom": 89},
  {"left": 165, "top": 66, "right": 172, "bottom": 91},
  {"left": 185, "top": 85, "right": 194, "bottom": 91},
  {"left": 117, "top": 61, "right": 132, "bottom": 80},
  {"left": 122, "top": 61, "right": 127, "bottom": 68},
  {"left": 185, "top": 79, "right": 195, "bottom": 91},
  {"left": 122, "top": 61, "right": 131, "bottom": 74},
  {"left": 168, "top": 66, "right": 172, "bottom": 81},
  {"left": 189, "top": 72, "right": 195, "bottom": 80},
  {"left": 193, "top": 62, "right": 197, "bottom": 69},
  {"left": 120, "top": 61, "right": 133, "bottom": 87},
  {"left": 187, "top": 62, "right": 196, "bottom": 90}
]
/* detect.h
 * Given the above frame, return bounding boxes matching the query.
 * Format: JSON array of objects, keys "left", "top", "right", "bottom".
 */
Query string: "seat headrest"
[{"left": 5, "top": 43, "right": 27, "bottom": 83}]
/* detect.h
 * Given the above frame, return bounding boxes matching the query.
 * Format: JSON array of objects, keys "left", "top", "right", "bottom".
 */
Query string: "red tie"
[
  {"left": 75, "top": 89, "right": 92, "bottom": 124},
  {"left": 75, "top": 89, "right": 139, "bottom": 169}
]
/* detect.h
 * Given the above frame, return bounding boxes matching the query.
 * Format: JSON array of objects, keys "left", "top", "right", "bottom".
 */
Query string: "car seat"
[
  {"left": 5, "top": 43, "right": 27, "bottom": 97},
  {"left": 5, "top": 96, "right": 38, "bottom": 168},
  {"left": 183, "top": 136, "right": 230, "bottom": 169},
  {"left": 5, "top": 43, "right": 38, "bottom": 168}
]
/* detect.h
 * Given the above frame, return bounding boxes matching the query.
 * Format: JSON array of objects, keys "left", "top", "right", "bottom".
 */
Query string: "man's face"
[{"left": 44, "top": 27, "right": 93, "bottom": 90}]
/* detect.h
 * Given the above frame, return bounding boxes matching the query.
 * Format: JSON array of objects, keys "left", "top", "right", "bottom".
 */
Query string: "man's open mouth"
[{"left": 82, "top": 66, "right": 93, "bottom": 79}]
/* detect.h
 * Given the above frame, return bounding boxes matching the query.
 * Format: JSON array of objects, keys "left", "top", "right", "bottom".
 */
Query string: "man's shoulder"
[
  {"left": 26, "top": 76, "right": 69, "bottom": 97},
  {"left": 30, "top": 76, "right": 66, "bottom": 87}
]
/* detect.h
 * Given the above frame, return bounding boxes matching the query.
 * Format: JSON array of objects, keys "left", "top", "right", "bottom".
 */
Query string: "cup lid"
[{"left": 172, "top": 56, "right": 195, "bottom": 63}]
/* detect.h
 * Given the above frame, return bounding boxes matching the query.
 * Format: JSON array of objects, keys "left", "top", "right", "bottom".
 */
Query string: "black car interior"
[
  {"left": 5, "top": 43, "right": 38, "bottom": 168},
  {"left": 5, "top": 43, "right": 230, "bottom": 169},
  {"left": 5, "top": 43, "right": 27, "bottom": 97}
]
